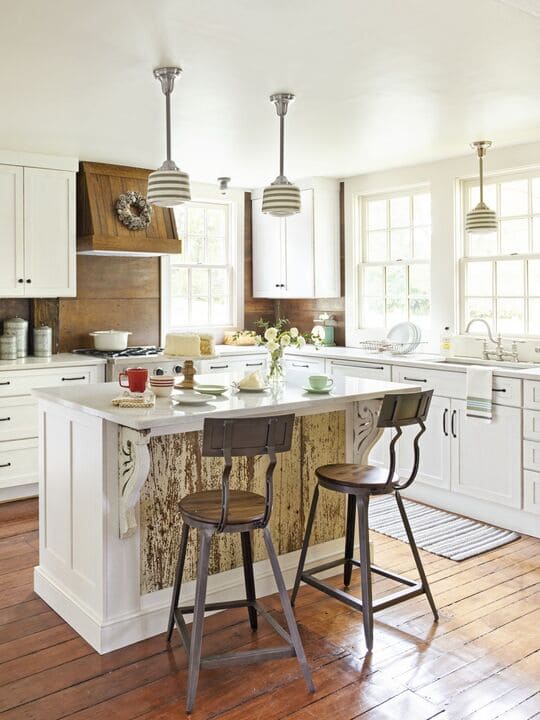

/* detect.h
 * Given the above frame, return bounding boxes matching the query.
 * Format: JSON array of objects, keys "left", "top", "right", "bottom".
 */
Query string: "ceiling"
[{"left": 1, "top": 0, "right": 540, "bottom": 187}]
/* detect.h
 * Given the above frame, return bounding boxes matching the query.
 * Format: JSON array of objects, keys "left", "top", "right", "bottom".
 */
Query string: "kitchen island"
[{"left": 33, "top": 375, "right": 417, "bottom": 653}]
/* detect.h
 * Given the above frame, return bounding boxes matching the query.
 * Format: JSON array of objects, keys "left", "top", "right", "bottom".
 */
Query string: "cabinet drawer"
[
  {"left": 523, "top": 410, "right": 540, "bottom": 442},
  {"left": 524, "top": 470, "right": 540, "bottom": 515},
  {"left": 285, "top": 356, "right": 326, "bottom": 373},
  {"left": 491, "top": 376, "right": 522, "bottom": 407},
  {"left": 329, "top": 360, "right": 391, "bottom": 381},
  {"left": 0, "top": 439, "right": 38, "bottom": 489},
  {"left": 0, "top": 369, "right": 92, "bottom": 398},
  {"left": 523, "top": 440, "right": 540, "bottom": 472},
  {"left": 524, "top": 381, "right": 540, "bottom": 410},
  {"left": 392, "top": 366, "right": 462, "bottom": 397},
  {"left": 0, "top": 397, "right": 37, "bottom": 441}
]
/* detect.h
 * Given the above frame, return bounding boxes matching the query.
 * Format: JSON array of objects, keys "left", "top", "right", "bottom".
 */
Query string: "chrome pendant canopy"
[
  {"left": 262, "top": 93, "right": 301, "bottom": 217},
  {"left": 147, "top": 66, "right": 191, "bottom": 207},
  {"left": 465, "top": 141, "right": 497, "bottom": 234}
]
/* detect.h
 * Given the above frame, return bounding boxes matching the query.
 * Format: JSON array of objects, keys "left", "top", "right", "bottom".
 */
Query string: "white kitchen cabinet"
[
  {"left": 329, "top": 359, "right": 392, "bottom": 381},
  {"left": 199, "top": 355, "right": 268, "bottom": 376},
  {"left": 284, "top": 354, "right": 326, "bottom": 385},
  {"left": 0, "top": 154, "right": 77, "bottom": 298},
  {"left": 251, "top": 178, "right": 340, "bottom": 299}
]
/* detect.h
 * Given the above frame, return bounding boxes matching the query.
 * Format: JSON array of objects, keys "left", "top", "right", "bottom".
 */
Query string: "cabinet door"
[
  {"left": 451, "top": 399, "right": 521, "bottom": 508},
  {"left": 0, "top": 164, "right": 24, "bottom": 297},
  {"left": 397, "top": 395, "right": 451, "bottom": 490},
  {"left": 329, "top": 360, "right": 391, "bottom": 381},
  {"left": 282, "top": 188, "right": 314, "bottom": 298},
  {"left": 23, "top": 167, "right": 76, "bottom": 297},
  {"left": 251, "top": 197, "right": 283, "bottom": 298}
]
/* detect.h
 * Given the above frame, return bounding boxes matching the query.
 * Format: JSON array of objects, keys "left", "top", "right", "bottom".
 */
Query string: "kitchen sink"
[{"left": 433, "top": 356, "right": 539, "bottom": 370}]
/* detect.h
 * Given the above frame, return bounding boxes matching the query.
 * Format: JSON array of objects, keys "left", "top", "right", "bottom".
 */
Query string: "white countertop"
[
  {"left": 32, "top": 374, "right": 417, "bottom": 432},
  {"left": 0, "top": 353, "right": 106, "bottom": 372}
]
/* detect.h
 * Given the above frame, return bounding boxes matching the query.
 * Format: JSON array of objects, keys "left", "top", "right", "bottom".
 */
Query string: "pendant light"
[
  {"left": 262, "top": 93, "right": 301, "bottom": 216},
  {"left": 465, "top": 140, "right": 497, "bottom": 233},
  {"left": 147, "top": 67, "right": 191, "bottom": 207}
]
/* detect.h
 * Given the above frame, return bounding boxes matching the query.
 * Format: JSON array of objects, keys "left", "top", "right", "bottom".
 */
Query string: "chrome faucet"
[{"left": 464, "top": 319, "right": 519, "bottom": 362}]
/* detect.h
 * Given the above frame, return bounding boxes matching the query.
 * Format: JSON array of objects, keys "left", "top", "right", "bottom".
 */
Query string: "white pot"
[{"left": 89, "top": 330, "right": 132, "bottom": 351}]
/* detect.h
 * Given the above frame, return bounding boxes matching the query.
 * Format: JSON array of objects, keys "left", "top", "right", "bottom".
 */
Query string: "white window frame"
[
  {"left": 357, "top": 186, "right": 431, "bottom": 333},
  {"left": 459, "top": 167, "right": 540, "bottom": 338},
  {"left": 161, "top": 184, "right": 244, "bottom": 341}
]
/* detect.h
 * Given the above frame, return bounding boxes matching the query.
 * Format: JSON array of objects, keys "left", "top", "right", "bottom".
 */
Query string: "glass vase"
[{"left": 267, "top": 348, "right": 286, "bottom": 384}]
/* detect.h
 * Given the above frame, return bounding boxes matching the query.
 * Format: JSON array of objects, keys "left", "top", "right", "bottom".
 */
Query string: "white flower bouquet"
[{"left": 254, "top": 318, "right": 306, "bottom": 383}]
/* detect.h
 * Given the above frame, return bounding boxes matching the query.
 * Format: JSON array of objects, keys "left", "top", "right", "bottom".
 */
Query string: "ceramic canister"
[
  {"left": 0, "top": 334, "right": 17, "bottom": 360},
  {"left": 3, "top": 317, "right": 28, "bottom": 358},
  {"left": 33, "top": 325, "right": 53, "bottom": 357}
]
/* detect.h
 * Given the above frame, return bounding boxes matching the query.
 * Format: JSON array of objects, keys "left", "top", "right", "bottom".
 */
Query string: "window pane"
[
  {"left": 211, "top": 296, "right": 229, "bottom": 324},
  {"left": 466, "top": 262, "right": 492, "bottom": 296},
  {"left": 465, "top": 298, "right": 493, "bottom": 325},
  {"left": 390, "top": 229, "right": 411, "bottom": 260},
  {"left": 529, "top": 299, "right": 540, "bottom": 333},
  {"left": 390, "top": 196, "right": 410, "bottom": 227},
  {"left": 206, "top": 207, "right": 226, "bottom": 237},
  {"left": 468, "top": 232, "right": 497, "bottom": 257},
  {"left": 500, "top": 179, "right": 528, "bottom": 217},
  {"left": 532, "top": 178, "right": 540, "bottom": 214},
  {"left": 386, "top": 265, "right": 407, "bottom": 297},
  {"left": 362, "top": 298, "right": 384, "bottom": 327},
  {"left": 409, "top": 264, "right": 430, "bottom": 296},
  {"left": 366, "top": 230, "right": 387, "bottom": 261},
  {"left": 174, "top": 206, "right": 187, "bottom": 236},
  {"left": 187, "top": 235, "right": 204, "bottom": 264},
  {"left": 211, "top": 268, "right": 228, "bottom": 296},
  {"left": 191, "top": 268, "right": 209, "bottom": 296},
  {"left": 469, "top": 184, "right": 497, "bottom": 211},
  {"left": 500, "top": 218, "right": 529, "bottom": 254},
  {"left": 413, "top": 226, "right": 430, "bottom": 259},
  {"left": 206, "top": 235, "right": 226, "bottom": 264},
  {"left": 528, "top": 259, "right": 540, "bottom": 296},
  {"left": 413, "top": 193, "right": 431, "bottom": 225},
  {"left": 363, "top": 266, "right": 384, "bottom": 296},
  {"left": 386, "top": 297, "right": 407, "bottom": 327},
  {"left": 191, "top": 298, "right": 209, "bottom": 325},
  {"left": 171, "top": 266, "right": 188, "bottom": 297},
  {"left": 367, "top": 199, "right": 386, "bottom": 230},
  {"left": 497, "top": 260, "right": 524, "bottom": 297},
  {"left": 171, "top": 297, "right": 189, "bottom": 324},
  {"left": 188, "top": 206, "right": 205, "bottom": 235},
  {"left": 497, "top": 298, "right": 524, "bottom": 334},
  {"left": 409, "top": 298, "right": 430, "bottom": 333},
  {"left": 532, "top": 217, "right": 540, "bottom": 252}
]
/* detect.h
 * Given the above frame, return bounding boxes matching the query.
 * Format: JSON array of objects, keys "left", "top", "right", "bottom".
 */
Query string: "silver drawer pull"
[
  {"left": 292, "top": 363, "right": 310, "bottom": 368},
  {"left": 0, "top": 462, "right": 11, "bottom": 468},
  {"left": 0, "top": 381, "right": 10, "bottom": 386},
  {"left": 403, "top": 376, "right": 428, "bottom": 383},
  {"left": 210, "top": 364, "right": 229, "bottom": 370},
  {"left": 245, "top": 362, "right": 263, "bottom": 367},
  {"left": 0, "top": 417, "right": 11, "bottom": 422},
  {"left": 62, "top": 376, "right": 86, "bottom": 381}
]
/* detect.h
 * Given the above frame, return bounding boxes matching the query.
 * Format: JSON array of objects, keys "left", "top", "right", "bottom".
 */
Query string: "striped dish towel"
[{"left": 466, "top": 366, "right": 493, "bottom": 421}]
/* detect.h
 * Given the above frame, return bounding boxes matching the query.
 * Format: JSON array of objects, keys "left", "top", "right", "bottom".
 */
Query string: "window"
[
  {"left": 461, "top": 170, "right": 540, "bottom": 336},
  {"left": 359, "top": 189, "right": 431, "bottom": 333},
  {"left": 164, "top": 200, "right": 236, "bottom": 329}
]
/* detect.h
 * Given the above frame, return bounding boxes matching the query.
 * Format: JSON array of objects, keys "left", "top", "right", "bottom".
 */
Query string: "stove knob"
[
  {"left": 173, "top": 365, "right": 183, "bottom": 375},
  {"left": 154, "top": 367, "right": 164, "bottom": 376}
]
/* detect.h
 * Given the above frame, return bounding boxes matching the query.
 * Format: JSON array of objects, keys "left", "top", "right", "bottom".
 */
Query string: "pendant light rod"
[
  {"left": 471, "top": 140, "right": 492, "bottom": 206},
  {"left": 270, "top": 93, "right": 295, "bottom": 183},
  {"left": 154, "top": 67, "right": 182, "bottom": 169},
  {"left": 280, "top": 113, "right": 285, "bottom": 178}
]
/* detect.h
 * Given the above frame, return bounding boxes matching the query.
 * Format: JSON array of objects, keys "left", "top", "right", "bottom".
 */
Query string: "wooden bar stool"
[
  {"left": 291, "top": 390, "right": 438, "bottom": 651},
  {"left": 167, "top": 414, "right": 314, "bottom": 713}
]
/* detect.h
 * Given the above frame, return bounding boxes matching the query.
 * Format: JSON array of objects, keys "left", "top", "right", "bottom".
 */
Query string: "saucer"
[
  {"left": 171, "top": 390, "right": 216, "bottom": 405},
  {"left": 194, "top": 384, "right": 228, "bottom": 395},
  {"left": 302, "top": 385, "right": 333, "bottom": 394},
  {"left": 232, "top": 385, "right": 270, "bottom": 393}
]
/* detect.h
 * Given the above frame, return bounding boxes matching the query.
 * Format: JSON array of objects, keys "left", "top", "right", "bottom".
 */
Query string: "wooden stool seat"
[
  {"left": 179, "top": 490, "right": 266, "bottom": 526},
  {"left": 316, "top": 463, "right": 399, "bottom": 490}
]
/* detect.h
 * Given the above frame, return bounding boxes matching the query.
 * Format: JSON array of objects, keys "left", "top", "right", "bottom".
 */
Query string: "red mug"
[{"left": 118, "top": 367, "right": 148, "bottom": 393}]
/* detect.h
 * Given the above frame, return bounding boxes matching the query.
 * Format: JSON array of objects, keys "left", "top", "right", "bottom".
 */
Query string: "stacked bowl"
[{"left": 149, "top": 374, "right": 175, "bottom": 397}]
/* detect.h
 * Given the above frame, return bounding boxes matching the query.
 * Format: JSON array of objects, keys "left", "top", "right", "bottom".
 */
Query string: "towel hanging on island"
[{"left": 466, "top": 366, "right": 493, "bottom": 421}]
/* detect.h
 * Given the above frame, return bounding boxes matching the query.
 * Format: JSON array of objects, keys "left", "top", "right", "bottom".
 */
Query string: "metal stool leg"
[
  {"left": 395, "top": 491, "right": 438, "bottom": 621},
  {"left": 343, "top": 494, "right": 356, "bottom": 587},
  {"left": 241, "top": 531, "right": 258, "bottom": 630},
  {"left": 167, "top": 522, "right": 189, "bottom": 643},
  {"left": 263, "top": 526, "right": 315, "bottom": 693},
  {"left": 356, "top": 494, "right": 374, "bottom": 652},
  {"left": 291, "top": 484, "right": 320, "bottom": 606},
  {"left": 186, "top": 528, "right": 212, "bottom": 714}
]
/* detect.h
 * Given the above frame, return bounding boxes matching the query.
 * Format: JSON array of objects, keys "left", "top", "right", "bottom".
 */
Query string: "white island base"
[{"left": 33, "top": 377, "right": 416, "bottom": 653}]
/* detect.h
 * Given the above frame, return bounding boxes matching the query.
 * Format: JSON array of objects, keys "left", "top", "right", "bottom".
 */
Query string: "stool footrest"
[{"left": 201, "top": 646, "right": 295, "bottom": 669}]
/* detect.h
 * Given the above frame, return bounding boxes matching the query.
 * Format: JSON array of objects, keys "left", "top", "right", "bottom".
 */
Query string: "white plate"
[
  {"left": 232, "top": 384, "right": 270, "bottom": 393},
  {"left": 171, "top": 390, "right": 216, "bottom": 405},
  {"left": 194, "top": 384, "right": 228, "bottom": 395}
]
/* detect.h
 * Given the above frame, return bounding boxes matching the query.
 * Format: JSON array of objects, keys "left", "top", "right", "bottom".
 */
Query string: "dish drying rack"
[{"left": 357, "top": 339, "right": 424, "bottom": 355}]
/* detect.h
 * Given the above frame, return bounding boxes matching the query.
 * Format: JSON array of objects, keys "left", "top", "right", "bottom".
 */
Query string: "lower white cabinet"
[
  {"left": 285, "top": 354, "right": 326, "bottom": 384},
  {"left": 199, "top": 355, "right": 267, "bottom": 376},
  {"left": 329, "top": 359, "right": 391, "bottom": 381},
  {"left": 0, "top": 439, "right": 38, "bottom": 490}
]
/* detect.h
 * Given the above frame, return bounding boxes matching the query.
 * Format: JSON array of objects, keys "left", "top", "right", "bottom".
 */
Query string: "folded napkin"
[
  {"left": 466, "top": 366, "right": 493, "bottom": 421},
  {"left": 237, "top": 370, "right": 266, "bottom": 389}
]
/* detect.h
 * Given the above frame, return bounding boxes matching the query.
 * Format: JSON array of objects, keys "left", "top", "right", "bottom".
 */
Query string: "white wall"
[{"left": 344, "top": 140, "right": 540, "bottom": 350}]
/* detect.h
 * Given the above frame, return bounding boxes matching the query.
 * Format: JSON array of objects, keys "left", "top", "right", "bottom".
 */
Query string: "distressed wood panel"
[{"left": 139, "top": 411, "right": 346, "bottom": 594}]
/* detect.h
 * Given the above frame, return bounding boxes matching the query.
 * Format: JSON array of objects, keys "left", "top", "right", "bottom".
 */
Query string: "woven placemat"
[{"left": 112, "top": 395, "right": 155, "bottom": 408}]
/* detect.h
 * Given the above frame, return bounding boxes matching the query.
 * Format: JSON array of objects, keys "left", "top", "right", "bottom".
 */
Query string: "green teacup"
[{"left": 308, "top": 375, "right": 334, "bottom": 391}]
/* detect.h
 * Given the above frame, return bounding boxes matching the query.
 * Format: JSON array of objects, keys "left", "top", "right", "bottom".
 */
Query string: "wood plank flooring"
[{"left": 0, "top": 498, "right": 539, "bottom": 719}]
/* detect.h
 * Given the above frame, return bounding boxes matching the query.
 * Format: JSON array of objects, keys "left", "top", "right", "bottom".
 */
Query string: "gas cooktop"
[{"left": 73, "top": 346, "right": 163, "bottom": 359}]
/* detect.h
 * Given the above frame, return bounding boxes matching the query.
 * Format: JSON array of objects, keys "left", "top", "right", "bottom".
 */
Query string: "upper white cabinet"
[
  {"left": 251, "top": 178, "right": 340, "bottom": 299},
  {"left": 0, "top": 152, "right": 77, "bottom": 298}
]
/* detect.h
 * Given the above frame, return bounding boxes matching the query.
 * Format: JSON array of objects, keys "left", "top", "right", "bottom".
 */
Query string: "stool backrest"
[
  {"left": 376, "top": 390, "right": 433, "bottom": 491},
  {"left": 202, "top": 414, "right": 295, "bottom": 530}
]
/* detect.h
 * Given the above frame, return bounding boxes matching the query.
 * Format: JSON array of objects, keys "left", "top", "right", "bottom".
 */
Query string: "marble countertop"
[
  {"left": 32, "top": 374, "right": 417, "bottom": 432},
  {"left": 0, "top": 353, "right": 107, "bottom": 372}
]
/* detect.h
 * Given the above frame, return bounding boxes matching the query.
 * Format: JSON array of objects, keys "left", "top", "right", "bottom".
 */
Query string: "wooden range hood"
[{"left": 77, "top": 161, "right": 181, "bottom": 256}]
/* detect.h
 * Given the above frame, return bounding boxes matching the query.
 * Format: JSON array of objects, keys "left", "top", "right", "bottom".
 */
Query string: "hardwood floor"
[{"left": 0, "top": 498, "right": 539, "bottom": 719}]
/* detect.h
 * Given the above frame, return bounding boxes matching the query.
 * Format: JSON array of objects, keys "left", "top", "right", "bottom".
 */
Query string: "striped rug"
[{"left": 369, "top": 495, "right": 520, "bottom": 561}]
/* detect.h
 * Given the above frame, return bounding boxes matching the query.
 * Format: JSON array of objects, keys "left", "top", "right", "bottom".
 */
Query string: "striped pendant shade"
[
  {"left": 262, "top": 181, "right": 301, "bottom": 216},
  {"left": 465, "top": 201, "right": 498, "bottom": 233},
  {"left": 147, "top": 166, "right": 191, "bottom": 207}
]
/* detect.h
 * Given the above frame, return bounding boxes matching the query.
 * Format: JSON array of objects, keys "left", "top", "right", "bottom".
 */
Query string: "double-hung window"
[
  {"left": 359, "top": 189, "right": 431, "bottom": 333},
  {"left": 461, "top": 170, "right": 540, "bottom": 336}
]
